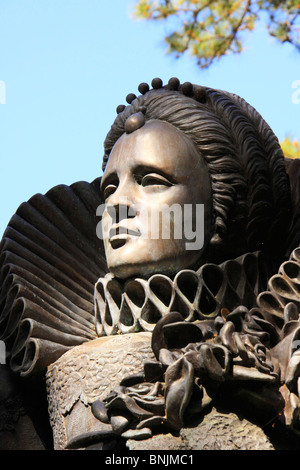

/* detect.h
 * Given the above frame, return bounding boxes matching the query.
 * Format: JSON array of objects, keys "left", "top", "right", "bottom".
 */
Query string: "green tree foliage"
[
  {"left": 134, "top": 0, "right": 300, "bottom": 68},
  {"left": 281, "top": 135, "right": 300, "bottom": 159}
]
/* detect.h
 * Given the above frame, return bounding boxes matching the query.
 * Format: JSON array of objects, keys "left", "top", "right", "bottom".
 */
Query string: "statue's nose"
[
  {"left": 107, "top": 202, "right": 136, "bottom": 224},
  {"left": 106, "top": 182, "right": 137, "bottom": 223}
]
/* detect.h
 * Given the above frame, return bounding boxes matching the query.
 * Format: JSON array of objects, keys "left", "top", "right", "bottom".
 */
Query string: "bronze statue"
[{"left": 1, "top": 78, "right": 300, "bottom": 450}]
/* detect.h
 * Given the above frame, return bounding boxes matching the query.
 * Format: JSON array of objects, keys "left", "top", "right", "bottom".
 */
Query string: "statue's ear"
[
  {"left": 209, "top": 209, "right": 226, "bottom": 247},
  {"left": 209, "top": 232, "right": 223, "bottom": 246}
]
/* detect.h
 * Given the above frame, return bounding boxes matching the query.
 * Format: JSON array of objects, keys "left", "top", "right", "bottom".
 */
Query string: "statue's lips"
[{"left": 109, "top": 225, "right": 141, "bottom": 249}]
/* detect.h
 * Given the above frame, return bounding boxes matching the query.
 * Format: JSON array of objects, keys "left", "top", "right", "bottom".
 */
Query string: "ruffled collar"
[{"left": 94, "top": 251, "right": 270, "bottom": 337}]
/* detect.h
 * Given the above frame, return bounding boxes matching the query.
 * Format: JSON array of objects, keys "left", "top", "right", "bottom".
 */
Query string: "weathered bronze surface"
[{"left": 1, "top": 78, "right": 300, "bottom": 450}]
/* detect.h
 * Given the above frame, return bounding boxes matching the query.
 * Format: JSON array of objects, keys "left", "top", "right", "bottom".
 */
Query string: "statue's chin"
[{"left": 108, "top": 255, "right": 202, "bottom": 281}]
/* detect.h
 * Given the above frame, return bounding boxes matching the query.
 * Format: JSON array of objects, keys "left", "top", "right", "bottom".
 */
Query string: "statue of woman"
[
  {"left": 1, "top": 78, "right": 300, "bottom": 450},
  {"left": 93, "top": 78, "right": 292, "bottom": 337}
]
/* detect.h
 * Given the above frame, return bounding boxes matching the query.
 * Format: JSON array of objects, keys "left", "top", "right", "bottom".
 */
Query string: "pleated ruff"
[{"left": 0, "top": 178, "right": 107, "bottom": 377}]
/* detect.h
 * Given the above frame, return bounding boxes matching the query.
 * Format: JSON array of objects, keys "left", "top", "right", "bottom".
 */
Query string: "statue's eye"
[
  {"left": 140, "top": 173, "right": 173, "bottom": 188},
  {"left": 103, "top": 184, "right": 117, "bottom": 201}
]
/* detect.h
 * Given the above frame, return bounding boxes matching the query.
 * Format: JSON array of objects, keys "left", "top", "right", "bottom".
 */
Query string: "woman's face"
[{"left": 100, "top": 120, "right": 212, "bottom": 279}]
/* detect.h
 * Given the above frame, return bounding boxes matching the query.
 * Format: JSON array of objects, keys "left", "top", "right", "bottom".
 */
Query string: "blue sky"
[{"left": 0, "top": 0, "right": 299, "bottom": 238}]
